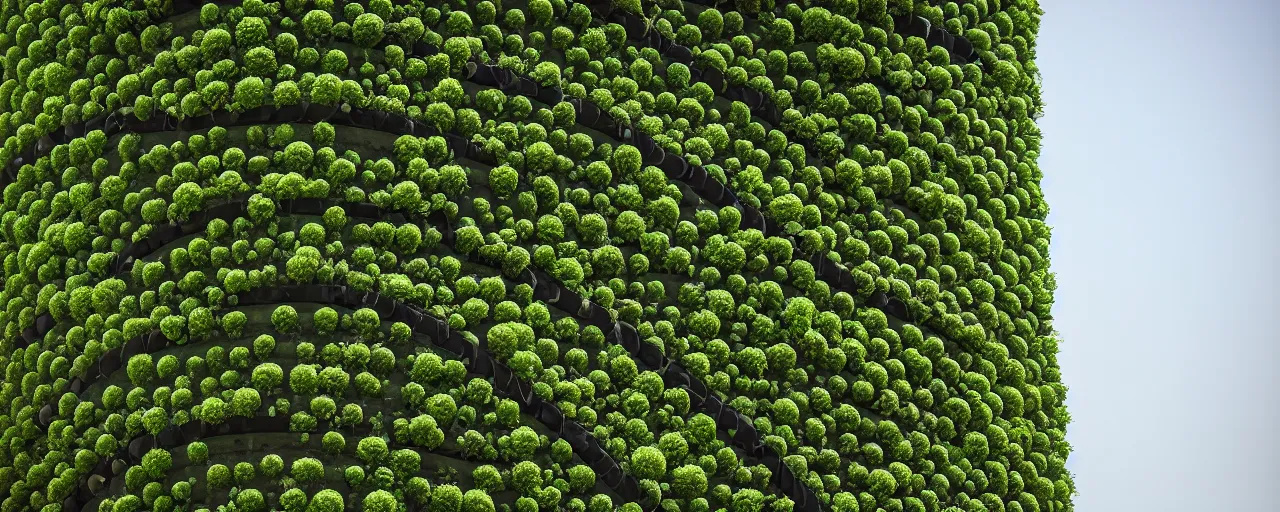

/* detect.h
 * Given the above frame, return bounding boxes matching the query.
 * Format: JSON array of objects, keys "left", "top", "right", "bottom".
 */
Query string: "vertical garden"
[{"left": 0, "top": 0, "right": 1071, "bottom": 511}]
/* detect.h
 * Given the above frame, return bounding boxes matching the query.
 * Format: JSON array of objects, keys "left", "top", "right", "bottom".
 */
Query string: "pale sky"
[{"left": 1038, "top": 0, "right": 1279, "bottom": 510}]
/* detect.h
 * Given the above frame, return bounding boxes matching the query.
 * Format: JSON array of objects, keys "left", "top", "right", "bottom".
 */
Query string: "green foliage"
[
  {"left": 629, "top": 446, "right": 667, "bottom": 480},
  {"left": 0, "top": 4, "right": 1064, "bottom": 512}
]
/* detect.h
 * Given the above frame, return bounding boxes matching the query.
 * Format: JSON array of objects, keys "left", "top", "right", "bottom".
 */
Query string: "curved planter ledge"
[
  {"left": 66, "top": 411, "right": 598, "bottom": 512},
  {"left": 14, "top": 31, "right": 912, "bottom": 512},
  {"left": 676, "top": 0, "right": 978, "bottom": 64},
  {"left": 53, "top": 284, "right": 649, "bottom": 512},
  {"left": 14, "top": 3, "right": 937, "bottom": 511},
  {"left": 2, "top": 7, "right": 474, "bottom": 186},
  {"left": 36, "top": 192, "right": 828, "bottom": 511}
]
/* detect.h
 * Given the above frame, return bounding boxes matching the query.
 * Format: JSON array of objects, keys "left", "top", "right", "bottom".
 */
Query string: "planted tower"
[{"left": 0, "top": 1, "right": 1071, "bottom": 511}]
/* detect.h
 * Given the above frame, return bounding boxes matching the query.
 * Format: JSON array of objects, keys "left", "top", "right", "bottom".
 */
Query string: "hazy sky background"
[{"left": 1037, "top": 0, "right": 1278, "bottom": 509}]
